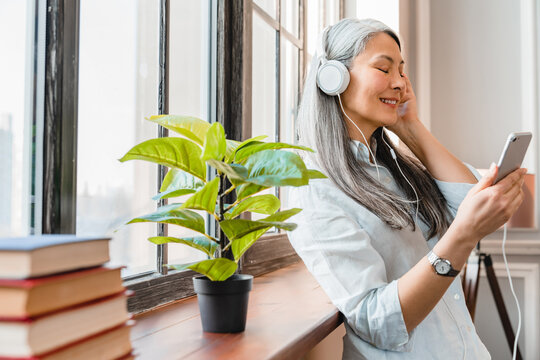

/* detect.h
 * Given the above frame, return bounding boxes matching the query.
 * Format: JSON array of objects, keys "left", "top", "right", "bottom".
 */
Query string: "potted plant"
[{"left": 119, "top": 115, "right": 324, "bottom": 333}]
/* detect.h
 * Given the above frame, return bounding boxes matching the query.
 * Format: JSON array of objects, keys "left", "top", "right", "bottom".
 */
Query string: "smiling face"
[{"left": 341, "top": 32, "right": 406, "bottom": 141}]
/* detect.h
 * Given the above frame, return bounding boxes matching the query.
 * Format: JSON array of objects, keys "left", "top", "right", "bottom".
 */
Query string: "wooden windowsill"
[{"left": 130, "top": 262, "right": 343, "bottom": 359}]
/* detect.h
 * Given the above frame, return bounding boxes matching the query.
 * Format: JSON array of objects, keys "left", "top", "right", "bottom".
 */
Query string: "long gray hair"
[{"left": 297, "top": 18, "right": 452, "bottom": 240}]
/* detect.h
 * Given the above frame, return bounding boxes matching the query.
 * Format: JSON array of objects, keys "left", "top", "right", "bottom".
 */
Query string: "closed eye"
[{"left": 378, "top": 68, "right": 388, "bottom": 74}]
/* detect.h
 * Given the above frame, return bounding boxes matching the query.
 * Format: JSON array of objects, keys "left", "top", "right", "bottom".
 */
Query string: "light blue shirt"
[{"left": 287, "top": 140, "right": 491, "bottom": 359}]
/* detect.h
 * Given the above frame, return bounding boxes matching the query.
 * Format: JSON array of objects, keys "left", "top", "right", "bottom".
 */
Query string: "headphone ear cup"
[{"left": 316, "top": 60, "right": 350, "bottom": 96}]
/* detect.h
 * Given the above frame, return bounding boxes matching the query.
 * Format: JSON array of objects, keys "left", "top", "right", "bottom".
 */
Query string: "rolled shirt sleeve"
[
  {"left": 288, "top": 185, "right": 415, "bottom": 352},
  {"left": 433, "top": 163, "right": 482, "bottom": 217}
]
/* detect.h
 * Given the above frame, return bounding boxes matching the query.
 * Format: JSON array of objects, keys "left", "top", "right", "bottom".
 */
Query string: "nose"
[{"left": 392, "top": 73, "right": 406, "bottom": 92}]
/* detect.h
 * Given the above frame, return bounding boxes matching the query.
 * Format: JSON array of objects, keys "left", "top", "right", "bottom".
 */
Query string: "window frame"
[
  {"left": 242, "top": 0, "right": 306, "bottom": 273},
  {"left": 31, "top": 0, "right": 338, "bottom": 313}
]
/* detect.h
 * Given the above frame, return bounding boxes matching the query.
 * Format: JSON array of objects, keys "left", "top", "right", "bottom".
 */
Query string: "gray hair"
[{"left": 296, "top": 18, "right": 452, "bottom": 239}]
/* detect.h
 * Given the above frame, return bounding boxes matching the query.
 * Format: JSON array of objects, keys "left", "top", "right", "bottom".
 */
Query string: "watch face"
[{"left": 435, "top": 260, "right": 451, "bottom": 274}]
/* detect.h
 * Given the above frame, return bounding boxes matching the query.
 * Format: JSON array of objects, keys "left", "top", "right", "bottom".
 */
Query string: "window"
[
  {"left": 0, "top": 0, "right": 33, "bottom": 237},
  {"left": 77, "top": 0, "right": 159, "bottom": 275},
  {"left": 237, "top": 1, "right": 342, "bottom": 278},
  {"left": 3, "top": 0, "right": 341, "bottom": 312},
  {"left": 77, "top": 0, "right": 212, "bottom": 276},
  {"left": 167, "top": 0, "right": 212, "bottom": 267},
  {"left": 251, "top": 0, "right": 341, "bottom": 212}
]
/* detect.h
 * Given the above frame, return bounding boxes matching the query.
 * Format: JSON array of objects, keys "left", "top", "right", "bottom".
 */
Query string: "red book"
[
  {"left": 0, "top": 267, "right": 125, "bottom": 318},
  {"left": 0, "top": 292, "right": 131, "bottom": 358}
]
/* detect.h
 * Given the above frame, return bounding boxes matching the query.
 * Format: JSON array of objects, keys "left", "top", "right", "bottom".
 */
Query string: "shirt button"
[{"left": 454, "top": 294, "right": 460, "bottom": 300}]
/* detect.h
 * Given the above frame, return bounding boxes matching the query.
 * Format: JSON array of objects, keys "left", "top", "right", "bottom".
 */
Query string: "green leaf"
[
  {"left": 220, "top": 219, "right": 292, "bottom": 241},
  {"left": 206, "top": 160, "right": 248, "bottom": 183},
  {"left": 127, "top": 203, "right": 206, "bottom": 234},
  {"left": 148, "top": 236, "right": 218, "bottom": 257},
  {"left": 234, "top": 141, "right": 314, "bottom": 162},
  {"left": 220, "top": 209, "right": 301, "bottom": 241},
  {"left": 224, "top": 139, "right": 241, "bottom": 163},
  {"left": 234, "top": 150, "right": 312, "bottom": 199},
  {"left": 180, "top": 177, "right": 220, "bottom": 215},
  {"left": 119, "top": 137, "right": 206, "bottom": 181},
  {"left": 167, "top": 261, "right": 200, "bottom": 272},
  {"left": 307, "top": 169, "right": 327, "bottom": 179},
  {"left": 170, "top": 258, "right": 238, "bottom": 281},
  {"left": 153, "top": 169, "right": 205, "bottom": 200},
  {"left": 201, "top": 122, "right": 227, "bottom": 162},
  {"left": 241, "top": 150, "right": 309, "bottom": 187},
  {"left": 226, "top": 135, "right": 268, "bottom": 163},
  {"left": 225, "top": 208, "right": 302, "bottom": 260},
  {"left": 224, "top": 194, "right": 281, "bottom": 220},
  {"left": 261, "top": 207, "right": 302, "bottom": 222},
  {"left": 235, "top": 183, "right": 269, "bottom": 201},
  {"left": 234, "top": 150, "right": 309, "bottom": 200},
  {"left": 147, "top": 115, "right": 211, "bottom": 145}
]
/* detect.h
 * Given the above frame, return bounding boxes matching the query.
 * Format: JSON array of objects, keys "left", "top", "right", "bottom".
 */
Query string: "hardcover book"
[
  {"left": 0, "top": 267, "right": 124, "bottom": 318},
  {"left": 0, "top": 292, "right": 130, "bottom": 358},
  {"left": 0, "top": 235, "right": 111, "bottom": 279},
  {"left": 0, "top": 322, "right": 134, "bottom": 360}
]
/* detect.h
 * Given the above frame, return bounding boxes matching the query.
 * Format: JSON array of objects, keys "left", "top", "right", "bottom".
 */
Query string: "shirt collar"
[{"left": 350, "top": 138, "right": 378, "bottom": 163}]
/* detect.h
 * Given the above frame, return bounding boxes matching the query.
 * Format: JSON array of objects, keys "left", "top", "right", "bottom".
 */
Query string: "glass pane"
[
  {"left": 306, "top": 0, "right": 321, "bottom": 58},
  {"left": 254, "top": 0, "right": 276, "bottom": 19},
  {"left": 280, "top": 0, "right": 299, "bottom": 38},
  {"left": 356, "top": 0, "right": 399, "bottom": 32},
  {"left": 279, "top": 39, "right": 299, "bottom": 211},
  {"left": 280, "top": 40, "right": 299, "bottom": 145},
  {"left": 252, "top": 12, "right": 277, "bottom": 141},
  {"left": 324, "top": 0, "right": 340, "bottom": 28},
  {"left": 305, "top": 0, "right": 340, "bottom": 59},
  {"left": 167, "top": 0, "right": 210, "bottom": 265},
  {"left": 77, "top": 0, "right": 159, "bottom": 276},
  {"left": 0, "top": 0, "right": 32, "bottom": 237}
]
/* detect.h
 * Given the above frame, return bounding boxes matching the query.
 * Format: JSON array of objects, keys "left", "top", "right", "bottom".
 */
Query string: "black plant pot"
[{"left": 193, "top": 274, "right": 253, "bottom": 333}]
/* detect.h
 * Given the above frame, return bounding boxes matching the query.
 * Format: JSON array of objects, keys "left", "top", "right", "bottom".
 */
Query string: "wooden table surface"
[{"left": 131, "top": 262, "right": 343, "bottom": 359}]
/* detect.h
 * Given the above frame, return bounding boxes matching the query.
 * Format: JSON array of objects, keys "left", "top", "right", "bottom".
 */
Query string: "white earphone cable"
[
  {"left": 337, "top": 94, "right": 381, "bottom": 182},
  {"left": 502, "top": 222, "right": 521, "bottom": 360}
]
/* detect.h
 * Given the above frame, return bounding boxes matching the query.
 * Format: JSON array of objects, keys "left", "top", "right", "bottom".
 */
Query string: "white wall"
[
  {"left": 429, "top": 0, "right": 528, "bottom": 171},
  {"left": 425, "top": 1, "right": 540, "bottom": 359}
]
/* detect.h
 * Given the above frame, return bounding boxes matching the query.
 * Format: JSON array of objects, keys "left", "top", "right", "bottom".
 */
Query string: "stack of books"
[{"left": 0, "top": 235, "right": 133, "bottom": 360}]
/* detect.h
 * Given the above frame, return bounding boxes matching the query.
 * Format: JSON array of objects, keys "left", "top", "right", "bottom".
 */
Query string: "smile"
[{"left": 380, "top": 98, "right": 398, "bottom": 105}]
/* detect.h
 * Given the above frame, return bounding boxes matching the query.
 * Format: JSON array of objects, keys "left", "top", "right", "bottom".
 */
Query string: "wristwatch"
[{"left": 427, "top": 250, "right": 460, "bottom": 277}]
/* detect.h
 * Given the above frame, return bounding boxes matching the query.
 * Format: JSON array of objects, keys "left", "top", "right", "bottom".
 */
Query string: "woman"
[{"left": 288, "top": 18, "right": 526, "bottom": 359}]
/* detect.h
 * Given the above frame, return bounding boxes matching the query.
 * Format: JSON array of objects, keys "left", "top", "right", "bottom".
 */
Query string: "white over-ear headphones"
[{"left": 316, "top": 27, "right": 350, "bottom": 96}]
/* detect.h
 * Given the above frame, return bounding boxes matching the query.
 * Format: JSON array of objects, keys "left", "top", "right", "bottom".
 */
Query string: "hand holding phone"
[{"left": 492, "top": 132, "right": 532, "bottom": 185}]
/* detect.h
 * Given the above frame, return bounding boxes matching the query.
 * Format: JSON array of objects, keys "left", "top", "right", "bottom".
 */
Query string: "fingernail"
[{"left": 489, "top": 162, "right": 496, "bottom": 174}]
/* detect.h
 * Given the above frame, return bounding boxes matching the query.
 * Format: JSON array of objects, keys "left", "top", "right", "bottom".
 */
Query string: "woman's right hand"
[{"left": 453, "top": 163, "right": 527, "bottom": 244}]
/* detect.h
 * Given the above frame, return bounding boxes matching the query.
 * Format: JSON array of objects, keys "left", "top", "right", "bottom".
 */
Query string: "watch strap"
[{"left": 445, "top": 268, "right": 460, "bottom": 277}]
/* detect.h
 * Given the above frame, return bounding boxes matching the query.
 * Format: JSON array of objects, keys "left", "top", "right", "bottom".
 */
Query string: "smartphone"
[{"left": 493, "top": 132, "right": 532, "bottom": 185}]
